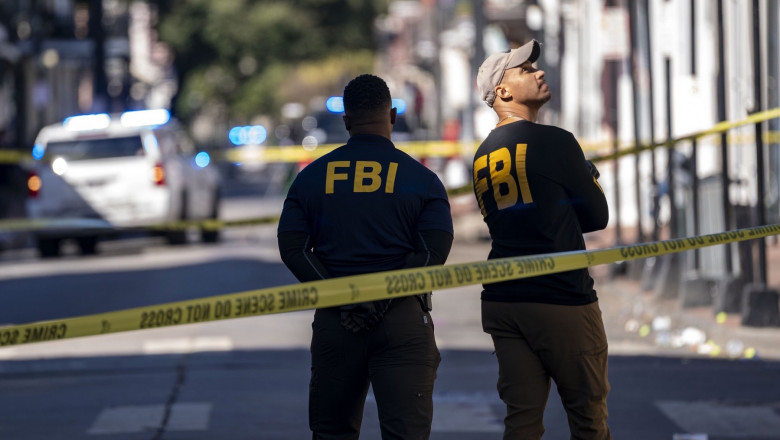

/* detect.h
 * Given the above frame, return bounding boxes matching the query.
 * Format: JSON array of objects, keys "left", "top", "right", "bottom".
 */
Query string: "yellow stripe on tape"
[
  {"left": 0, "top": 149, "right": 28, "bottom": 164},
  {"left": 589, "top": 107, "right": 780, "bottom": 163},
  {"left": 2, "top": 223, "right": 779, "bottom": 348},
  {"left": 0, "top": 216, "right": 281, "bottom": 232},
  {"left": 0, "top": 218, "right": 115, "bottom": 232},
  {"left": 147, "top": 216, "right": 281, "bottom": 231},
  {"left": 222, "top": 140, "right": 475, "bottom": 164}
]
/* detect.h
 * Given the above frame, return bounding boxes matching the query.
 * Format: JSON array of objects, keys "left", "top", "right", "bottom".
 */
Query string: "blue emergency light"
[
  {"left": 228, "top": 125, "right": 267, "bottom": 146},
  {"left": 325, "top": 96, "right": 407, "bottom": 114}
]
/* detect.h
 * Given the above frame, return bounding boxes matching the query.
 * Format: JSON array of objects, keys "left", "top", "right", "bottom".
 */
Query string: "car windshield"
[{"left": 44, "top": 136, "right": 145, "bottom": 161}]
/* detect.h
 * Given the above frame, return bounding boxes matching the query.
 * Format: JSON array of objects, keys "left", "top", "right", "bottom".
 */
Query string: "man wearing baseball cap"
[{"left": 472, "top": 39, "right": 612, "bottom": 439}]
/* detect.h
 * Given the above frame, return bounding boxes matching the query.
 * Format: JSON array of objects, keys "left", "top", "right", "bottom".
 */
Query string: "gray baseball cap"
[{"left": 477, "top": 39, "right": 541, "bottom": 107}]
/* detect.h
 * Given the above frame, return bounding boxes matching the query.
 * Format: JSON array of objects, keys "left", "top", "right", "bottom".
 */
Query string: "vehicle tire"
[
  {"left": 166, "top": 192, "right": 188, "bottom": 245},
  {"left": 200, "top": 190, "right": 221, "bottom": 244},
  {"left": 37, "top": 238, "right": 62, "bottom": 258},
  {"left": 77, "top": 236, "right": 98, "bottom": 255}
]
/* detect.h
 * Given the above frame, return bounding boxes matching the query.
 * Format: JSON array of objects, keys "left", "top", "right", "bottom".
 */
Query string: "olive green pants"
[
  {"left": 482, "top": 300, "right": 612, "bottom": 440},
  {"left": 309, "top": 296, "right": 440, "bottom": 440}
]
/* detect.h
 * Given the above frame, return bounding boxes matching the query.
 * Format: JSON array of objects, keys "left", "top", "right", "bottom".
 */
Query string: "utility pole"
[
  {"left": 715, "top": 0, "right": 733, "bottom": 274},
  {"left": 89, "top": 0, "right": 107, "bottom": 112},
  {"left": 690, "top": 0, "right": 700, "bottom": 268},
  {"left": 627, "top": 0, "right": 643, "bottom": 244},
  {"left": 751, "top": 0, "right": 767, "bottom": 285},
  {"left": 642, "top": 0, "right": 659, "bottom": 242}
]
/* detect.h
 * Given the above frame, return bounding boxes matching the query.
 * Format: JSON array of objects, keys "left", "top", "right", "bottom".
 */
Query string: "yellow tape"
[
  {"left": 2, "top": 223, "right": 779, "bottom": 347},
  {"left": 0, "top": 149, "right": 28, "bottom": 164},
  {"left": 589, "top": 107, "right": 780, "bottom": 163},
  {"left": 0, "top": 218, "right": 115, "bottom": 232},
  {"left": 222, "top": 140, "right": 473, "bottom": 164},
  {"left": 0, "top": 215, "right": 282, "bottom": 232}
]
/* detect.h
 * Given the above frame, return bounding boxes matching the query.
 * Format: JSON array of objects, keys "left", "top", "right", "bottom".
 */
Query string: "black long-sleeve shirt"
[
  {"left": 278, "top": 134, "right": 454, "bottom": 279},
  {"left": 473, "top": 120, "right": 609, "bottom": 305}
]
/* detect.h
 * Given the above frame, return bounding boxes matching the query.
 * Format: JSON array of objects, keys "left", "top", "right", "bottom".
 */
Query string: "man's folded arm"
[
  {"left": 277, "top": 231, "right": 331, "bottom": 282},
  {"left": 404, "top": 229, "right": 454, "bottom": 269}
]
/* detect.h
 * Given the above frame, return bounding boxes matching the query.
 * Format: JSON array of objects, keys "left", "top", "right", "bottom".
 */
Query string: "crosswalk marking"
[
  {"left": 365, "top": 391, "right": 503, "bottom": 432},
  {"left": 657, "top": 400, "right": 780, "bottom": 437},
  {"left": 87, "top": 402, "right": 211, "bottom": 435},
  {"left": 142, "top": 336, "right": 233, "bottom": 354},
  {"left": 432, "top": 402, "right": 503, "bottom": 432}
]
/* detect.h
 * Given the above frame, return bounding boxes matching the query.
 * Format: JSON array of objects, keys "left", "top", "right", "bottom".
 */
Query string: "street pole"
[
  {"left": 89, "top": 0, "right": 107, "bottom": 112},
  {"left": 612, "top": 58, "right": 622, "bottom": 247},
  {"left": 642, "top": 0, "right": 659, "bottom": 242},
  {"left": 690, "top": 0, "right": 700, "bottom": 269},
  {"left": 461, "top": 0, "right": 485, "bottom": 145},
  {"left": 769, "top": 0, "right": 780, "bottom": 242},
  {"left": 627, "top": 0, "right": 644, "bottom": 244},
  {"left": 665, "top": 57, "right": 677, "bottom": 239},
  {"left": 716, "top": 0, "right": 733, "bottom": 274},
  {"left": 751, "top": 0, "right": 767, "bottom": 285},
  {"left": 433, "top": 0, "right": 444, "bottom": 140}
]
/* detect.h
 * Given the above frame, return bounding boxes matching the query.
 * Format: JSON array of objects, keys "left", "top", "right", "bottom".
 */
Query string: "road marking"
[
  {"left": 87, "top": 402, "right": 211, "bottom": 434},
  {"left": 366, "top": 391, "right": 503, "bottom": 432},
  {"left": 142, "top": 337, "right": 233, "bottom": 354},
  {"left": 657, "top": 400, "right": 780, "bottom": 437},
  {"left": 432, "top": 402, "right": 503, "bottom": 432},
  {"left": 0, "top": 348, "right": 17, "bottom": 359}
]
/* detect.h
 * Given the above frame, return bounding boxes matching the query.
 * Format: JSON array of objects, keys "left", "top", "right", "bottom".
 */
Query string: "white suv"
[{"left": 26, "top": 109, "right": 221, "bottom": 257}]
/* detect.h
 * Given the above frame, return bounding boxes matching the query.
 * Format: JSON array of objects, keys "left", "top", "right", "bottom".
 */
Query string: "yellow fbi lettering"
[
  {"left": 326, "top": 161, "right": 398, "bottom": 194},
  {"left": 474, "top": 144, "right": 533, "bottom": 216}
]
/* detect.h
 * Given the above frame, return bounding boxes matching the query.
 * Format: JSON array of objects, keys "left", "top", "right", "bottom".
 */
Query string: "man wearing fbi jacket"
[
  {"left": 473, "top": 39, "right": 612, "bottom": 439},
  {"left": 278, "top": 73, "right": 453, "bottom": 439}
]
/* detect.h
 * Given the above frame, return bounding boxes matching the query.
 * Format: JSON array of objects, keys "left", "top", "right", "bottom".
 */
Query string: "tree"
[{"left": 153, "top": 0, "right": 386, "bottom": 128}]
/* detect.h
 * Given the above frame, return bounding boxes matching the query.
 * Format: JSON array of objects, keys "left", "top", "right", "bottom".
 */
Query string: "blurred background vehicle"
[
  {"left": 25, "top": 109, "right": 221, "bottom": 257},
  {"left": 300, "top": 96, "right": 422, "bottom": 150}
]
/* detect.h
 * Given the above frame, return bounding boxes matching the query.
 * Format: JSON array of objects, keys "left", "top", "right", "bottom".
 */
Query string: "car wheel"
[
  {"left": 200, "top": 190, "right": 221, "bottom": 244},
  {"left": 37, "top": 238, "right": 62, "bottom": 258},
  {"left": 77, "top": 236, "right": 98, "bottom": 255}
]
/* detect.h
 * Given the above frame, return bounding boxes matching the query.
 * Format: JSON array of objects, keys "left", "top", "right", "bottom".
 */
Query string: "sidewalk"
[
  {"left": 582, "top": 221, "right": 780, "bottom": 361},
  {"left": 450, "top": 199, "right": 780, "bottom": 361}
]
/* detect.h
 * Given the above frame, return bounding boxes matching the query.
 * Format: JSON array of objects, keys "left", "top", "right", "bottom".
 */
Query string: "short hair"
[{"left": 343, "top": 74, "right": 391, "bottom": 120}]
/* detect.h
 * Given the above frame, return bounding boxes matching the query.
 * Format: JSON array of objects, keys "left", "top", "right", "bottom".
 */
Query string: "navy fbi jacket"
[
  {"left": 278, "top": 134, "right": 454, "bottom": 279},
  {"left": 473, "top": 120, "right": 609, "bottom": 305}
]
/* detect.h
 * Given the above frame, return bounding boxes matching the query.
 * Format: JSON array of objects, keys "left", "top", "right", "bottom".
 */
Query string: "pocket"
[
  {"left": 381, "top": 302, "right": 439, "bottom": 367},
  {"left": 310, "top": 313, "right": 347, "bottom": 367}
]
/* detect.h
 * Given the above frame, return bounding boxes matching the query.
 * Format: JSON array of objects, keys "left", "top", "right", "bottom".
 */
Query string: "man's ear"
[
  {"left": 342, "top": 115, "right": 351, "bottom": 131},
  {"left": 495, "top": 84, "right": 512, "bottom": 100},
  {"left": 390, "top": 107, "right": 397, "bottom": 125}
]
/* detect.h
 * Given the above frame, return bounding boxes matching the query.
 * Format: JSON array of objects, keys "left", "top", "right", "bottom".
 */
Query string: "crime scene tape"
[
  {"left": 442, "top": 107, "right": 780, "bottom": 198},
  {"left": 222, "top": 140, "right": 473, "bottom": 164},
  {"left": 0, "top": 218, "right": 115, "bottom": 232},
  {"left": 3, "top": 108, "right": 778, "bottom": 232},
  {"left": 588, "top": 107, "right": 780, "bottom": 163},
  {"left": 0, "top": 149, "right": 26, "bottom": 164},
  {"left": 2, "top": 223, "right": 779, "bottom": 348},
  {"left": 0, "top": 215, "right": 281, "bottom": 233}
]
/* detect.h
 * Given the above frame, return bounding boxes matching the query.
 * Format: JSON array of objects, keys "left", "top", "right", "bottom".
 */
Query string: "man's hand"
[
  {"left": 586, "top": 160, "right": 600, "bottom": 179},
  {"left": 340, "top": 300, "right": 392, "bottom": 332}
]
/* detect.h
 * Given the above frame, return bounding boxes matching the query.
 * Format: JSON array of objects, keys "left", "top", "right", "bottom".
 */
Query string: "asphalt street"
[{"left": 1, "top": 193, "right": 779, "bottom": 439}]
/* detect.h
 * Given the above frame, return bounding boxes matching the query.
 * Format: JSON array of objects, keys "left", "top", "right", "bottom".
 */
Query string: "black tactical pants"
[{"left": 309, "top": 296, "right": 440, "bottom": 440}]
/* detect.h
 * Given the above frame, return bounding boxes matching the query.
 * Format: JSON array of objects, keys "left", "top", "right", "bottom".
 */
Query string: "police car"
[{"left": 26, "top": 109, "right": 221, "bottom": 257}]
